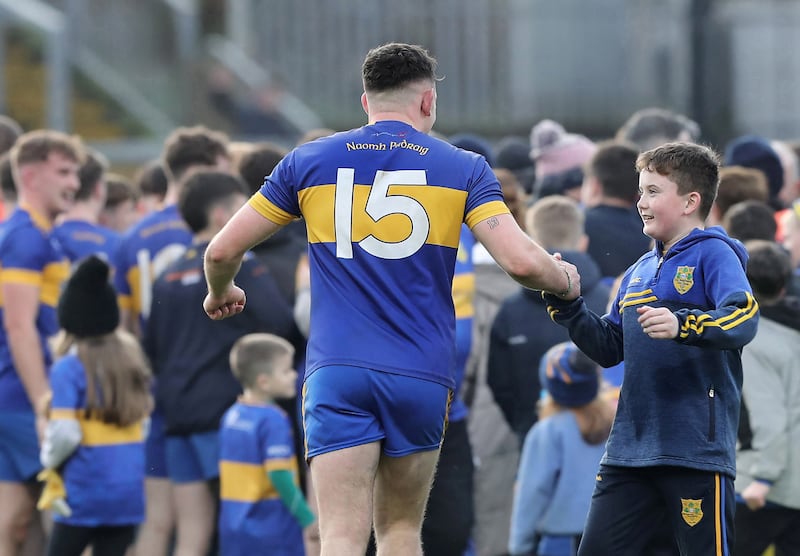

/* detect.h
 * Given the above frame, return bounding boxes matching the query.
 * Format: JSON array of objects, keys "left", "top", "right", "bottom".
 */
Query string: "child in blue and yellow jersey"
[
  {"left": 219, "top": 333, "right": 316, "bottom": 556},
  {"left": 545, "top": 143, "right": 759, "bottom": 555},
  {"left": 38, "top": 256, "right": 151, "bottom": 556}
]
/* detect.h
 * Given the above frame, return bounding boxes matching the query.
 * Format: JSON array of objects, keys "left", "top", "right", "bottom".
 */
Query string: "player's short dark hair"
[
  {"left": 0, "top": 115, "right": 22, "bottom": 155},
  {"left": 0, "top": 153, "right": 16, "bottom": 203},
  {"left": 162, "top": 126, "right": 229, "bottom": 184},
  {"left": 229, "top": 333, "right": 294, "bottom": 388},
  {"left": 362, "top": 43, "right": 438, "bottom": 93},
  {"left": 723, "top": 200, "right": 777, "bottom": 243},
  {"left": 636, "top": 142, "right": 720, "bottom": 220},
  {"left": 178, "top": 170, "right": 247, "bottom": 233},
  {"left": 745, "top": 239, "right": 792, "bottom": 301},
  {"left": 104, "top": 173, "right": 138, "bottom": 209},
  {"left": 76, "top": 148, "right": 109, "bottom": 202},
  {"left": 586, "top": 140, "right": 640, "bottom": 203},
  {"left": 237, "top": 142, "right": 288, "bottom": 195},
  {"left": 135, "top": 159, "right": 168, "bottom": 201}
]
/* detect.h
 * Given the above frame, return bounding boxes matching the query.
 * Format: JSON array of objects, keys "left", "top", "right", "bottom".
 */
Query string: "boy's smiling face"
[{"left": 637, "top": 168, "right": 700, "bottom": 249}]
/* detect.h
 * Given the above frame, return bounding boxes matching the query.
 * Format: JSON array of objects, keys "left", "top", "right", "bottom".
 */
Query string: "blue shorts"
[
  {"left": 302, "top": 365, "right": 451, "bottom": 459},
  {"left": 165, "top": 430, "right": 219, "bottom": 484},
  {"left": 0, "top": 411, "right": 40, "bottom": 482},
  {"left": 145, "top": 409, "right": 168, "bottom": 478}
]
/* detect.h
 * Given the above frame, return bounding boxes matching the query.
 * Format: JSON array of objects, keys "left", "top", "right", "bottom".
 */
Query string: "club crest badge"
[
  {"left": 680, "top": 498, "right": 703, "bottom": 526},
  {"left": 673, "top": 266, "right": 695, "bottom": 294}
]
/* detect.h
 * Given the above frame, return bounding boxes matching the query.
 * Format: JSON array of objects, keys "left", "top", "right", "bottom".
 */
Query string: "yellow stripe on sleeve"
[
  {"left": 248, "top": 193, "right": 297, "bottom": 226},
  {"left": 40, "top": 261, "right": 69, "bottom": 306},
  {"left": 465, "top": 201, "right": 510, "bottom": 230}
]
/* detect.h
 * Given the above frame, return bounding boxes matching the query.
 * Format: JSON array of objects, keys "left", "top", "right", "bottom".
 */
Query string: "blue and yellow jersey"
[
  {"left": 450, "top": 225, "right": 476, "bottom": 422},
  {"left": 48, "top": 354, "right": 146, "bottom": 526},
  {"left": 251, "top": 121, "right": 508, "bottom": 388},
  {"left": 218, "top": 401, "right": 304, "bottom": 555},
  {"left": 52, "top": 220, "right": 121, "bottom": 266},
  {"left": 113, "top": 204, "right": 191, "bottom": 330},
  {"left": 0, "top": 207, "right": 69, "bottom": 411}
]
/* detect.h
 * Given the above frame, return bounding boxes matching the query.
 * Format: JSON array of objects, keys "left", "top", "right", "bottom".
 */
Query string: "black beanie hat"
[{"left": 58, "top": 255, "right": 119, "bottom": 337}]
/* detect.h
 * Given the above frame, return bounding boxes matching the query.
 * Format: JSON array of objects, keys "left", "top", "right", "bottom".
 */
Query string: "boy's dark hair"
[
  {"left": 635, "top": 142, "right": 720, "bottom": 220},
  {"left": 104, "top": 173, "right": 138, "bottom": 209},
  {"left": 715, "top": 166, "right": 769, "bottom": 219},
  {"left": 237, "top": 142, "right": 288, "bottom": 195},
  {"left": 0, "top": 115, "right": 22, "bottom": 155},
  {"left": 587, "top": 140, "right": 640, "bottom": 203},
  {"left": 178, "top": 170, "right": 247, "bottom": 233},
  {"left": 722, "top": 200, "right": 777, "bottom": 243},
  {"left": 229, "top": 333, "right": 294, "bottom": 389},
  {"left": 162, "top": 126, "right": 229, "bottom": 184},
  {"left": 76, "top": 148, "right": 109, "bottom": 202},
  {"left": 744, "top": 239, "right": 792, "bottom": 302},
  {"left": 362, "top": 43, "right": 438, "bottom": 93},
  {"left": 135, "top": 159, "right": 168, "bottom": 201},
  {"left": 0, "top": 153, "right": 16, "bottom": 203}
]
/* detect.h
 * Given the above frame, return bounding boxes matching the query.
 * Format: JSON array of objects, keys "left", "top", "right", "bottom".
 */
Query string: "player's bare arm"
[{"left": 472, "top": 212, "right": 580, "bottom": 300}]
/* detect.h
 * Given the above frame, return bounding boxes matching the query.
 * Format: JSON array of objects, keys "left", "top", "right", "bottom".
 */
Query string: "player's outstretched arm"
[{"left": 472, "top": 212, "right": 580, "bottom": 300}]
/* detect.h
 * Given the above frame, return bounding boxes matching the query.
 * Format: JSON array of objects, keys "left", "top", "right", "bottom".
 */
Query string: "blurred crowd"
[{"left": 0, "top": 101, "right": 798, "bottom": 556}]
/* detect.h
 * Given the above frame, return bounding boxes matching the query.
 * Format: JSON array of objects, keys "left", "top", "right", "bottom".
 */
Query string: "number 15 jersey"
[{"left": 250, "top": 120, "right": 509, "bottom": 389}]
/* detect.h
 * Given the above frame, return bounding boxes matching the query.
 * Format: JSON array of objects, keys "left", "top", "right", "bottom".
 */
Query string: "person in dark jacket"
[
  {"left": 145, "top": 171, "right": 295, "bottom": 556},
  {"left": 488, "top": 195, "right": 610, "bottom": 445}
]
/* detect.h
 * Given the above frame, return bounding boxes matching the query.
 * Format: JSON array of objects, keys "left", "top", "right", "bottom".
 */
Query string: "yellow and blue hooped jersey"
[
  {"left": 48, "top": 354, "right": 146, "bottom": 526},
  {"left": 113, "top": 204, "right": 191, "bottom": 331},
  {"left": 0, "top": 207, "right": 70, "bottom": 411},
  {"left": 251, "top": 121, "right": 508, "bottom": 389},
  {"left": 218, "top": 402, "right": 303, "bottom": 555}
]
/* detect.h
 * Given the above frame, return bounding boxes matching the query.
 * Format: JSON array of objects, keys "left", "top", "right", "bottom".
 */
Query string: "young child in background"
[
  {"left": 38, "top": 255, "right": 152, "bottom": 556},
  {"left": 218, "top": 333, "right": 316, "bottom": 556},
  {"left": 508, "top": 342, "right": 614, "bottom": 556}
]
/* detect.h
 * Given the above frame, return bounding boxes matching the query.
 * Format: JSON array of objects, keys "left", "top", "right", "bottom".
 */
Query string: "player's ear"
[
  {"left": 361, "top": 92, "right": 369, "bottom": 116},
  {"left": 420, "top": 87, "right": 435, "bottom": 117}
]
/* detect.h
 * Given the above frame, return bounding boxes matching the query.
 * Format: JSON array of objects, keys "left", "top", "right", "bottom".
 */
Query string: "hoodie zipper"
[{"left": 708, "top": 386, "right": 716, "bottom": 441}]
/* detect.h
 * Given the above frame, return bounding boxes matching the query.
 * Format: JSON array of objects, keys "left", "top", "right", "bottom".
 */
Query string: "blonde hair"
[
  {"left": 230, "top": 333, "right": 295, "bottom": 388},
  {"left": 55, "top": 330, "right": 152, "bottom": 426},
  {"left": 525, "top": 195, "right": 584, "bottom": 250},
  {"left": 10, "top": 129, "right": 85, "bottom": 184}
]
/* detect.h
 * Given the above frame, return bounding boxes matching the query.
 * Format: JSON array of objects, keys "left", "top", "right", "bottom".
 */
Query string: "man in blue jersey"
[
  {"left": 115, "top": 125, "right": 230, "bottom": 556},
  {"left": 0, "top": 130, "right": 83, "bottom": 555},
  {"left": 53, "top": 148, "right": 121, "bottom": 264},
  {"left": 202, "top": 43, "right": 579, "bottom": 555}
]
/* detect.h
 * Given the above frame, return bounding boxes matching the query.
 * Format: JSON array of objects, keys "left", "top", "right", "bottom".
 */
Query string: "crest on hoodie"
[
  {"left": 680, "top": 498, "right": 703, "bottom": 526},
  {"left": 673, "top": 266, "right": 695, "bottom": 294}
]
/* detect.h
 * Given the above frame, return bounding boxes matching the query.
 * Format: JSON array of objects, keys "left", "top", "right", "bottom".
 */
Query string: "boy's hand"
[{"left": 636, "top": 305, "right": 678, "bottom": 339}]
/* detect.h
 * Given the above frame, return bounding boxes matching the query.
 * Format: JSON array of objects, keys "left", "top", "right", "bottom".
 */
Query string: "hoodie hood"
[{"left": 657, "top": 226, "right": 748, "bottom": 270}]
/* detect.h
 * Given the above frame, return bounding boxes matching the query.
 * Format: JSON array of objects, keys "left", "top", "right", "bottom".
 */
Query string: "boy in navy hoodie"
[{"left": 545, "top": 142, "right": 759, "bottom": 555}]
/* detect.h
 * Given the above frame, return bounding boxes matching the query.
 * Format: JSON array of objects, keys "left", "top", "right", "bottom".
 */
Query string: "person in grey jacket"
[{"left": 735, "top": 240, "right": 800, "bottom": 556}]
